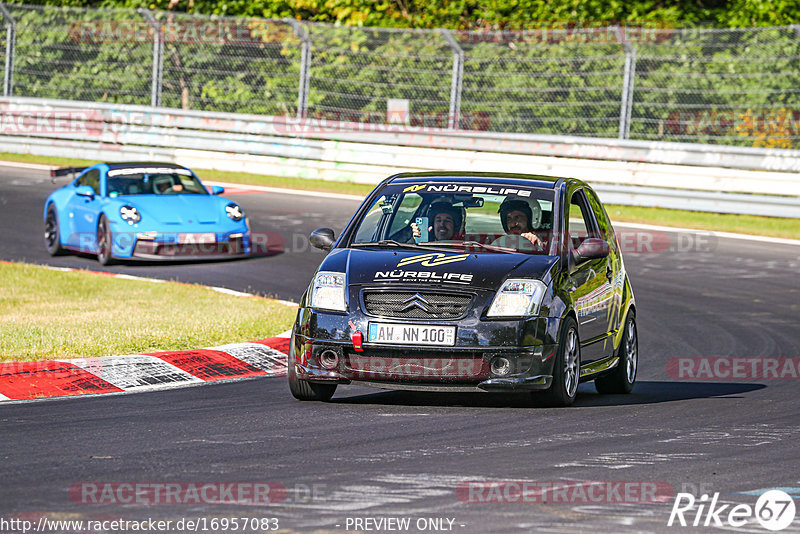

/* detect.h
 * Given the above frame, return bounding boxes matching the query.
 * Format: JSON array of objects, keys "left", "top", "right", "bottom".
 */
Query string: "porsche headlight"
[
  {"left": 487, "top": 279, "right": 547, "bottom": 317},
  {"left": 226, "top": 203, "right": 244, "bottom": 221},
  {"left": 310, "top": 271, "right": 346, "bottom": 312},
  {"left": 120, "top": 205, "right": 140, "bottom": 224}
]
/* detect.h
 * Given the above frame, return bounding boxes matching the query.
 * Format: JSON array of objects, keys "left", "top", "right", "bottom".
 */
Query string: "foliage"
[{"left": 2, "top": 1, "right": 800, "bottom": 146}]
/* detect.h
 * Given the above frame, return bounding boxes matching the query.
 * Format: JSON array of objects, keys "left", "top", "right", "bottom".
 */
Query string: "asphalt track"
[{"left": 2, "top": 166, "right": 800, "bottom": 533}]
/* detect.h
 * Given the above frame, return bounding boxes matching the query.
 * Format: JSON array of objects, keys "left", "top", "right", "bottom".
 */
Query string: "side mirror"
[
  {"left": 575, "top": 237, "right": 609, "bottom": 262},
  {"left": 210, "top": 186, "right": 225, "bottom": 195},
  {"left": 75, "top": 185, "right": 95, "bottom": 199},
  {"left": 309, "top": 228, "right": 335, "bottom": 251}
]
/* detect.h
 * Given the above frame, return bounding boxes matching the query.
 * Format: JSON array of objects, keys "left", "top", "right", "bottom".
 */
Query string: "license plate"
[
  {"left": 368, "top": 323, "right": 456, "bottom": 346},
  {"left": 178, "top": 232, "right": 216, "bottom": 244}
]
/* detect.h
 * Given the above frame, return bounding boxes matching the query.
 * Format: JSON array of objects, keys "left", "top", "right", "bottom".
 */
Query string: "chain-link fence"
[
  {"left": 2, "top": 3, "right": 800, "bottom": 148},
  {"left": 633, "top": 27, "right": 800, "bottom": 148}
]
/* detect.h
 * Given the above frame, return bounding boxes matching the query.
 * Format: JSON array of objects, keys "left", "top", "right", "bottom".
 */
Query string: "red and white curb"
[{"left": 0, "top": 333, "right": 291, "bottom": 402}]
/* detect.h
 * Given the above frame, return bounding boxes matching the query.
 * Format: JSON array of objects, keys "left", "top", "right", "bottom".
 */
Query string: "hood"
[
  {"left": 322, "top": 248, "right": 559, "bottom": 291},
  {"left": 114, "top": 195, "right": 230, "bottom": 225}
]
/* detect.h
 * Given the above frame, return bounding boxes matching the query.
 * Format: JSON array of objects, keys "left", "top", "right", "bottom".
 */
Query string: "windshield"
[
  {"left": 350, "top": 182, "right": 556, "bottom": 254},
  {"left": 106, "top": 167, "right": 208, "bottom": 197}
]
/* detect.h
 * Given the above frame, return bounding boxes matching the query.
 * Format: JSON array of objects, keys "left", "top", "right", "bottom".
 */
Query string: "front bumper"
[
  {"left": 108, "top": 229, "right": 251, "bottom": 260},
  {"left": 291, "top": 303, "right": 561, "bottom": 392},
  {"left": 295, "top": 361, "right": 553, "bottom": 392}
]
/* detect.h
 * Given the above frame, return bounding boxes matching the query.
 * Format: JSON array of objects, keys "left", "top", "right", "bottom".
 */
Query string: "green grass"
[
  {"left": 2, "top": 151, "right": 798, "bottom": 239},
  {"left": 604, "top": 204, "right": 800, "bottom": 240},
  {"left": 0, "top": 262, "right": 297, "bottom": 362},
  {"left": 0, "top": 151, "right": 94, "bottom": 169}
]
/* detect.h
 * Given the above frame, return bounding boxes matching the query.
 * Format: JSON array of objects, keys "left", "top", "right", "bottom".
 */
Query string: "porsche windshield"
[
  {"left": 106, "top": 167, "right": 208, "bottom": 197},
  {"left": 350, "top": 183, "right": 556, "bottom": 254}
]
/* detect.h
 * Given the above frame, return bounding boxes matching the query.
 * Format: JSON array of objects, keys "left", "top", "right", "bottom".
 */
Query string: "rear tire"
[
  {"left": 44, "top": 205, "right": 65, "bottom": 256},
  {"left": 540, "top": 316, "right": 581, "bottom": 407},
  {"left": 97, "top": 215, "right": 115, "bottom": 266},
  {"left": 287, "top": 340, "right": 336, "bottom": 401},
  {"left": 595, "top": 310, "right": 637, "bottom": 394}
]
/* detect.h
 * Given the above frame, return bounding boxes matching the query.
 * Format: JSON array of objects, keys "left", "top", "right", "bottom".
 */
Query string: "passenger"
[
  {"left": 492, "top": 198, "right": 543, "bottom": 251},
  {"left": 412, "top": 201, "right": 465, "bottom": 241}
]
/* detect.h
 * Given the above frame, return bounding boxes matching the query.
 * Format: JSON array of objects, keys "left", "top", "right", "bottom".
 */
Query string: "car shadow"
[
  {"left": 329, "top": 381, "right": 766, "bottom": 409},
  {"left": 69, "top": 249, "right": 283, "bottom": 267}
]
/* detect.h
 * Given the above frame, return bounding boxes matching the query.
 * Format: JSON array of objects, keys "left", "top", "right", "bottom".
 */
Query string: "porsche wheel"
[
  {"left": 97, "top": 216, "right": 115, "bottom": 266},
  {"left": 540, "top": 316, "right": 581, "bottom": 407},
  {"left": 44, "top": 205, "right": 64, "bottom": 256},
  {"left": 595, "top": 310, "right": 637, "bottom": 394},
  {"left": 287, "top": 341, "right": 336, "bottom": 401}
]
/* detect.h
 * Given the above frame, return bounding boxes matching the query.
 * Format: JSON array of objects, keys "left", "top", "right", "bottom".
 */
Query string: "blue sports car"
[{"left": 43, "top": 162, "right": 250, "bottom": 264}]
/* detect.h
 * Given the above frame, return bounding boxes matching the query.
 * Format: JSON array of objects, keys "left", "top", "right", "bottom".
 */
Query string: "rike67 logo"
[{"left": 668, "top": 490, "right": 796, "bottom": 531}]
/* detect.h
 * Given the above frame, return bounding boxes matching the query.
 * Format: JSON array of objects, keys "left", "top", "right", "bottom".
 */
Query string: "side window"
[
  {"left": 77, "top": 169, "right": 100, "bottom": 195},
  {"left": 387, "top": 194, "right": 423, "bottom": 236},
  {"left": 353, "top": 195, "right": 389, "bottom": 243},
  {"left": 584, "top": 188, "right": 615, "bottom": 244},
  {"left": 568, "top": 190, "right": 599, "bottom": 250}
]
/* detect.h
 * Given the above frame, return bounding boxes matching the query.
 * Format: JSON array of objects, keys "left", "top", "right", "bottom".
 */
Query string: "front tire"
[
  {"left": 595, "top": 310, "right": 638, "bottom": 394},
  {"left": 540, "top": 316, "right": 581, "bottom": 407},
  {"left": 97, "top": 215, "right": 115, "bottom": 266},
  {"left": 44, "top": 204, "right": 65, "bottom": 256},
  {"left": 287, "top": 340, "right": 337, "bottom": 401}
]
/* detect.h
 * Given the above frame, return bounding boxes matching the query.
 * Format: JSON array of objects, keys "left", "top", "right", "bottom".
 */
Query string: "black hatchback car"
[{"left": 289, "top": 172, "right": 637, "bottom": 406}]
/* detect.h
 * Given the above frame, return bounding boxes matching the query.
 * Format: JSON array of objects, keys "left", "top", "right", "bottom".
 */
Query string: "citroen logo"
[{"left": 399, "top": 293, "right": 431, "bottom": 313}]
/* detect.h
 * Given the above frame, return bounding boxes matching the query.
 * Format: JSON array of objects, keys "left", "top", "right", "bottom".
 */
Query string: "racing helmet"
[{"left": 498, "top": 197, "right": 541, "bottom": 233}]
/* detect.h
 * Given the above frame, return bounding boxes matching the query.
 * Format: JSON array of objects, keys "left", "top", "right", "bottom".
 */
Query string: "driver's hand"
[
  {"left": 521, "top": 232, "right": 542, "bottom": 249},
  {"left": 411, "top": 222, "right": 421, "bottom": 238}
]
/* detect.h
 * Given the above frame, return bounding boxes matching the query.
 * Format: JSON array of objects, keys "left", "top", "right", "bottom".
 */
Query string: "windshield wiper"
[
  {"left": 351, "top": 240, "right": 456, "bottom": 253},
  {"left": 456, "top": 241, "right": 519, "bottom": 254}
]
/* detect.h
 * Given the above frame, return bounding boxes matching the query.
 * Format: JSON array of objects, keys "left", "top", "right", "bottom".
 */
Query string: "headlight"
[
  {"left": 310, "top": 271, "right": 346, "bottom": 312},
  {"left": 120, "top": 205, "right": 140, "bottom": 224},
  {"left": 487, "top": 279, "right": 547, "bottom": 317},
  {"left": 226, "top": 203, "right": 244, "bottom": 221}
]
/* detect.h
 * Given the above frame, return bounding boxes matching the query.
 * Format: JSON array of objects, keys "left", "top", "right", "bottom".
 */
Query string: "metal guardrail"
[{"left": 1, "top": 96, "right": 799, "bottom": 218}]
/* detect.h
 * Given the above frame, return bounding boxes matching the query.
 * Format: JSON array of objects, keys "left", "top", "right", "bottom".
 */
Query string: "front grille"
[{"left": 363, "top": 290, "right": 472, "bottom": 319}]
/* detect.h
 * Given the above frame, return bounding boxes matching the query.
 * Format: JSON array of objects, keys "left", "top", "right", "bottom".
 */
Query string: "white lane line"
[
  {"left": 0, "top": 160, "right": 55, "bottom": 170},
  {"left": 205, "top": 180, "right": 364, "bottom": 201},
  {"left": 3, "top": 159, "right": 793, "bottom": 244},
  {"left": 208, "top": 178, "right": 800, "bottom": 245},
  {"left": 113, "top": 273, "right": 167, "bottom": 283},
  {"left": 209, "top": 286, "right": 260, "bottom": 298},
  {"left": 63, "top": 355, "right": 202, "bottom": 390},
  {"left": 614, "top": 221, "right": 800, "bottom": 246},
  {"left": 36, "top": 263, "right": 299, "bottom": 302}
]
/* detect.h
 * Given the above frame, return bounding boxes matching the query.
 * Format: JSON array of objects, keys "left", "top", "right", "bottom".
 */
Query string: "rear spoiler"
[{"left": 50, "top": 166, "right": 88, "bottom": 182}]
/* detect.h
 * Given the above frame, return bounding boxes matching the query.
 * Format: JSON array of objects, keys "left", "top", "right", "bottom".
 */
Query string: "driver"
[
  {"left": 492, "top": 198, "right": 543, "bottom": 251},
  {"left": 412, "top": 201, "right": 465, "bottom": 241}
]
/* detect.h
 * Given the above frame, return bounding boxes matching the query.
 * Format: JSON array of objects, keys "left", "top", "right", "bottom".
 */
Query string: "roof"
[
  {"left": 105, "top": 162, "right": 190, "bottom": 171},
  {"left": 386, "top": 171, "right": 567, "bottom": 189}
]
